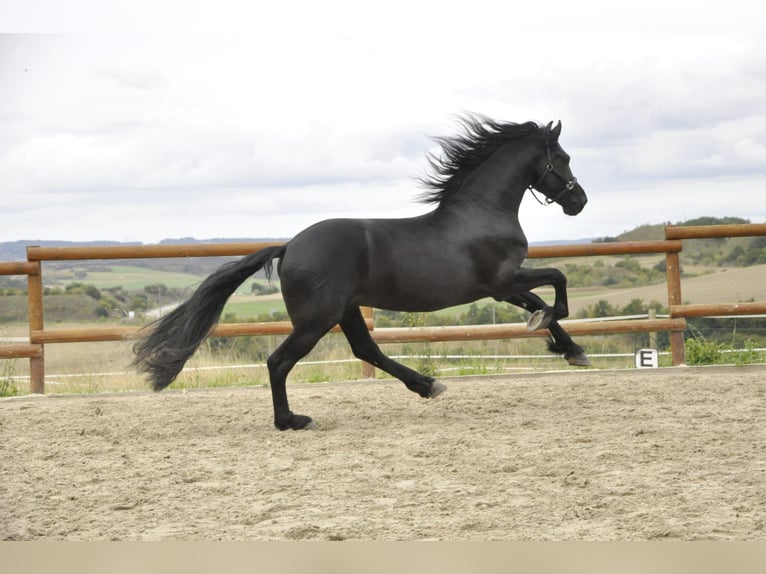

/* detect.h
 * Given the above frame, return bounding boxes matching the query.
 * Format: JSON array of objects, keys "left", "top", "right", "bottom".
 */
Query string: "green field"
[
  {"left": 223, "top": 296, "right": 287, "bottom": 319},
  {"left": 46, "top": 265, "right": 205, "bottom": 290},
  {"left": 44, "top": 265, "right": 277, "bottom": 297}
]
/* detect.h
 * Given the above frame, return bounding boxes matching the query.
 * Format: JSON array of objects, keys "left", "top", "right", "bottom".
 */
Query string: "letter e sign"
[{"left": 635, "top": 348, "right": 659, "bottom": 368}]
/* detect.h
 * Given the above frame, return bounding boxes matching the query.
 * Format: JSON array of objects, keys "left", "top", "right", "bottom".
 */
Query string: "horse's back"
[
  {"left": 278, "top": 216, "right": 435, "bottom": 313},
  {"left": 282, "top": 218, "right": 370, "bottom": 267}
]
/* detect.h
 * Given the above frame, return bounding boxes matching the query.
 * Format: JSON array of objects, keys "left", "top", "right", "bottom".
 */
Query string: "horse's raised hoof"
[
  {"left": 275, "top": 413, "right": 316, "bottom": 431},
  {"left": 527, "top": 307, "right": 554, "bottom": 331},
  {"left": 428, "top": 381, "right": 447, "bottom": 399},
  {"left": 566, "top": 352, "right": 591, "bottom": 367}
]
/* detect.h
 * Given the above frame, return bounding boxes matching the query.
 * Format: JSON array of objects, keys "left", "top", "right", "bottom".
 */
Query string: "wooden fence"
[{"left": 1, "top": 223, "right": 765, "bottom": 394}]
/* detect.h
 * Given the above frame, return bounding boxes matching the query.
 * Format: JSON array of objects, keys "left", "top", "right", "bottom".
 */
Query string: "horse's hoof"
[
  {"left": 566, "top": 352, "right": 591, "bottom": 367},
  {"left": 428, "top": 381, "right": 447, "bottom": 399},
  {"left": 275, "top": 414, "right": 316, "bottom": 431},
  {"left": 527, "top": 308, "right": 553, "bottom": 331}
]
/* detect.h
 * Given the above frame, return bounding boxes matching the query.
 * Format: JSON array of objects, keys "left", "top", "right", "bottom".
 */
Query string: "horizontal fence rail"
[
  {"left": 670, "top": 302, "right": 766, "bottom": 319},
  {"left": 0, "top": 261, "right": 44, "bottom": 366},
  {"left": 369, "top": 318, "right": 686, "bottom": 343},
  {"left": 664, "top": 223, "right": 766, "bottom": 240},
  {"left": 527, "top": 240, "right": 682, "bottom": 258},
  {"left": 1, "top": 223, "right": 765, "bottom": 394},
  {"left": 0, "top": 261, "right": 39, "bottom": 276},
  {"left": 25, "top": 242, "right": 287, "bottom": 261},
  {"left": 0, "top": 344, "right": 42, "bottom": 359},
  {"left": 27, "top": 319, "right": 375, "bottom": 344}
]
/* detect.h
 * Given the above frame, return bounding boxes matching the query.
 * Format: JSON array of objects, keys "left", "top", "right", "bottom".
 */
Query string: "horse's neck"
[
  {"left": 428, "top": 190, "right": 527, "bottom": 248},
  {"left": 423, "top": 142, "right": 536, "bottom": 252},
  {"left": 441, "top": 143, "right": 534, "bottom": 219}
]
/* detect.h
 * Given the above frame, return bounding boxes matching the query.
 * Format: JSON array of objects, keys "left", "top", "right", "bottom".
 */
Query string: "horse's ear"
[{"left": 550, "top": 120, "right": 562, "bottom": 140}]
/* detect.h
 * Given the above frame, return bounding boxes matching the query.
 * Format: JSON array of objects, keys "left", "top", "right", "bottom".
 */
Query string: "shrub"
[{"left": 685, "top": 337, "right": 725, "bottom": 365}]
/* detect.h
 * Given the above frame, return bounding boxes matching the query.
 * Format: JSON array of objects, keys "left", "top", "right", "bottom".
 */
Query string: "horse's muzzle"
[{"left": 562, "top": 185, "right": 587, "bottom": 216}]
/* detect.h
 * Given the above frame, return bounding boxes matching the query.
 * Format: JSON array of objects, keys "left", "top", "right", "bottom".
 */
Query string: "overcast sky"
[{"left": 1, "top": 1, "right": 764, "bottom": 245}]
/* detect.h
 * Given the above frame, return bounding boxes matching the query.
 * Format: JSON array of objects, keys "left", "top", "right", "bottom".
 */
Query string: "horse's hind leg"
[
  {"left": 507, "top": 292, "right": 590, "bottom": 366},
  {"left": 339, "top": 307, "right": 446, "bottom": 398},
  {"left": 266, "top": 324, "right": 332, "bottom": 430}
]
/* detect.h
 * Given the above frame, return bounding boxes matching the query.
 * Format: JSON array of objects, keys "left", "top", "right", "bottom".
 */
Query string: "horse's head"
[{"left": 528, "top": 121, "right": 587, "bottom": 216}]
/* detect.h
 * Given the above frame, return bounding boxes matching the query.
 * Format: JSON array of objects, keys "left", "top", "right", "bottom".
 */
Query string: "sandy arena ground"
[{"left": 1, "top": 366, "right": 764, "bottom": 541}]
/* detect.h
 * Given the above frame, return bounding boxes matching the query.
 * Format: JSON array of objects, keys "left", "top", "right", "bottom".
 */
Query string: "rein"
[{"left": 528, "top": 139, "right": 577, "bottom": 206}]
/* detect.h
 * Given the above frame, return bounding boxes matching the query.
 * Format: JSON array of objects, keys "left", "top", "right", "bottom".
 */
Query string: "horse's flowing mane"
[{"left": 419, "top": 114, "right": 541, "bottom": 205}]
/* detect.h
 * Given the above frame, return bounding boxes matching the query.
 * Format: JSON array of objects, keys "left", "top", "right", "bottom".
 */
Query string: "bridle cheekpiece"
[{"left": 528, "top": 132, "right": 577, "bottom": 206}]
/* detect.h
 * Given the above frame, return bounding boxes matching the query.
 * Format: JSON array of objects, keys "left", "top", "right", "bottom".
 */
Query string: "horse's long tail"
[{"left": 131, "top": 245, "right": 287, "bottom": 391}]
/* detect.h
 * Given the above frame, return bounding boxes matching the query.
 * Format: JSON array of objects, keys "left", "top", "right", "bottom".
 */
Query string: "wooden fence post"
[
  {"left": 665, "top": 251, "right": 685, "bottom": 365},
  {"left": 26, "top": 257, "right": 45, "bottom": 393}
]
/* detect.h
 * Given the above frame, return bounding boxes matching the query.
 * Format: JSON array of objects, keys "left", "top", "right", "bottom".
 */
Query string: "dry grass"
[{"left": 1, "top": 329, "right": 650, "bottom": 396}]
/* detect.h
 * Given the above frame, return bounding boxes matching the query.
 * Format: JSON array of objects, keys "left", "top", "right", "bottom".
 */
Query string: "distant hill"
[
  {"left": 594, "top": 217, "right": 765, "bottom": 267},
  {"left": 595, "top": 216, "right": 753, "bottom": 242},
  {"left": 2, "top": 216, "right": 763, "bottom": 268}
]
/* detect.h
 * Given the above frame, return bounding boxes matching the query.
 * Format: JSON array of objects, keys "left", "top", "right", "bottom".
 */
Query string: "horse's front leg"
[
  {"left": 506, "top": 292, "right": 590, "bottom": 366},
  {"left": 500, "top": 267, "right": 570, "bottom": 331}
]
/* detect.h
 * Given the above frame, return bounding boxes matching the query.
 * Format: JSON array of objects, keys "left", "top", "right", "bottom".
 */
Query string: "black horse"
[{"left": 133, "top": 115, "right": 588, "bottom": 430}]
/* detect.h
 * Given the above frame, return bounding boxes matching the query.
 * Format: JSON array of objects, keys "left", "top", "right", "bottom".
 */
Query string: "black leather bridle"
[{"left": 528, "top": 138, "right": 578, "bottom": 206}]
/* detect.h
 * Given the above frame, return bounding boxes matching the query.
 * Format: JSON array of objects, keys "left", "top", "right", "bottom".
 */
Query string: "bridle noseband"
[{"left": 528, "top": 138, "right": 578, "bottom": 206}]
